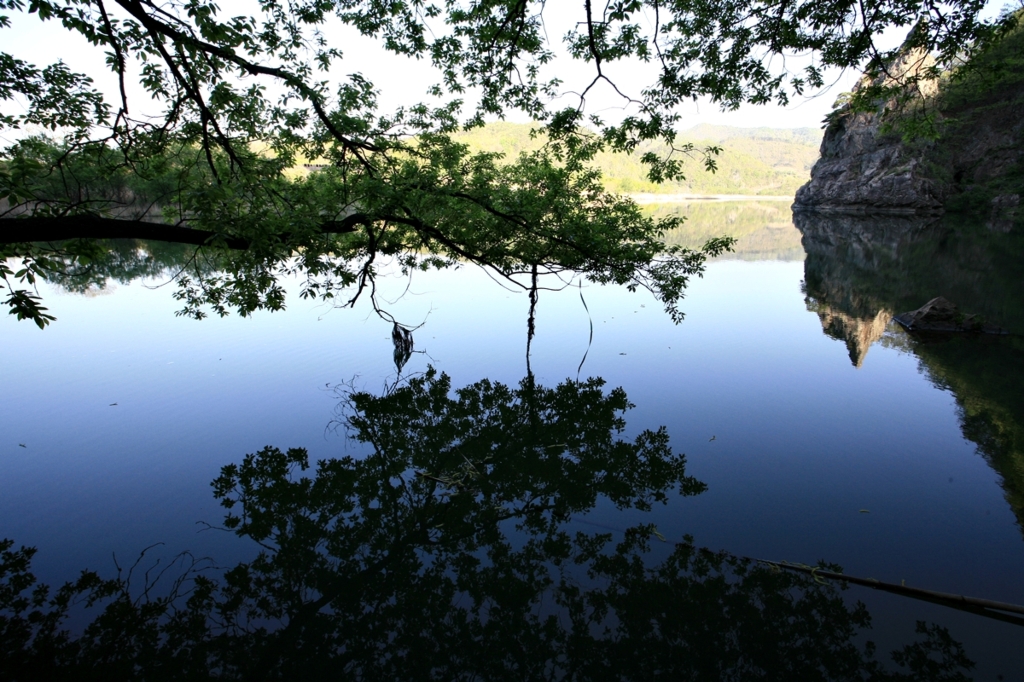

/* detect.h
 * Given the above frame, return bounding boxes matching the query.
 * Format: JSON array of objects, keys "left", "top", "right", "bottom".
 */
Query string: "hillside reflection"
[
  {"left": 1, "top": 370, "right": 971, "bottom": 679},
  {"left": 26, "top": 238, "right": 221, "bottom": 295},
  {"left": 653, "top": 200, "right": 805, "bottom": 261},
  {"left": 797, "top": 211, "right": 1024, "bottom": 532}
]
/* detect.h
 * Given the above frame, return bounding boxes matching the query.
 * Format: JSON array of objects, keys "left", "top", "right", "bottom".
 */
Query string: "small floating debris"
[
  {"left": 392, "top": 322, "right": 414, "bottom": 373},
  {"left": 894, "top": 297, "right": 1008, "bottom": 334},
  {"left": 859, "top": 509, "right": 870, "bottom": 513}
]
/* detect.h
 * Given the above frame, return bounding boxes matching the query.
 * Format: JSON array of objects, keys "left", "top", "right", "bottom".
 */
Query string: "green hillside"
[{"left": 453, "top": 122, "right": 822, "bottom": 197}]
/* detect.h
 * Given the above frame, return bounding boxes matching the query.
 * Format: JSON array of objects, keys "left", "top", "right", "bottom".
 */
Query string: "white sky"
[{"left": 1, "top": 0, "right": 1012, "bottom": 137}]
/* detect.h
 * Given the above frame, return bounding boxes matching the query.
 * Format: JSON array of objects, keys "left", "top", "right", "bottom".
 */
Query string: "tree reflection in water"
[{"left": 1, "top": 370, "right": 973, "bottom": 679}]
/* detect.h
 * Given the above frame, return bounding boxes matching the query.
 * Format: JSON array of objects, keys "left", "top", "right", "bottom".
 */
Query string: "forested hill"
[{"left": 453, "top": 122, "right": 822, "bottom": 196}]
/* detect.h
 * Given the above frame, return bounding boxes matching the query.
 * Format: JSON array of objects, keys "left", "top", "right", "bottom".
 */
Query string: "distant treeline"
[{"left": 454, "top": 122, "right": 822, "bottom": 197}]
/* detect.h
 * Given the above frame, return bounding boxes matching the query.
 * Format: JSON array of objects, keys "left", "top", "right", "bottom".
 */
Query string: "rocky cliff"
[{"left": 794, "top": 27, "right": 1024, "bottom": 225}]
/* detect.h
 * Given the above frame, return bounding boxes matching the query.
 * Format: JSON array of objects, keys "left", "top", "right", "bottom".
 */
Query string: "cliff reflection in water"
[
  {"left": 1, "top": 370, "right": 971, "bottom": 679},
  {"left": 797, "top": 211, "right": 1024, "bottom": 532}
]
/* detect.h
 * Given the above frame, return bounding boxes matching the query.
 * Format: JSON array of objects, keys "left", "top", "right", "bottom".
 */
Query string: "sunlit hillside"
[{"left": 453, "top": 122, "right": 822, "bottom": 197}]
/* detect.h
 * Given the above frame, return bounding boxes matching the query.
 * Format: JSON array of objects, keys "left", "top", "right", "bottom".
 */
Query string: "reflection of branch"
[
  {"left": 0, "top": 214, "right": 370, "bottom": 248},
  {"left": 111, "top": 542, "right": 218, "bottom": 606},
  {"left": 759, "top": 559, "right": 1024, "bottom": 628},
  {"left": 2, "top": 217, "right": 246, "bottom": 248}
]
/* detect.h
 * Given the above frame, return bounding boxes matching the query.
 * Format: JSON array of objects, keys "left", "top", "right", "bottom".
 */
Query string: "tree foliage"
[{"left": 0, "top": 0, "right": 1015, "bottom": 326}]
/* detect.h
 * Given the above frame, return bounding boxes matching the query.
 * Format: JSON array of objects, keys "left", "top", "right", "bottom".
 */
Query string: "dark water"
[{"left": 2, "top": 203, "right": 1023, "bottom": 678}]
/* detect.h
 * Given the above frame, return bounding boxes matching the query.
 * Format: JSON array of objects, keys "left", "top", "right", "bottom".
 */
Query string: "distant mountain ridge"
[
  {"left": 682, "top": 124, "right": 822, "bottom": 147},
  {"left": 454, "top": 122, "right": 822, "bottom": 197}
]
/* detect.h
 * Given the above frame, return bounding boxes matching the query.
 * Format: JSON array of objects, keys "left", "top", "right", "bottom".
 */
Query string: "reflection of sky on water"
[{"left": 2, "top": 226, "right": 1023, "bottom": 673}]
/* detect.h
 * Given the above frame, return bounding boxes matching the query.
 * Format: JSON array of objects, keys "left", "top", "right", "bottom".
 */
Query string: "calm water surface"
[{"left": 2, "top": 202, "right": 1023, "bottom": 677}]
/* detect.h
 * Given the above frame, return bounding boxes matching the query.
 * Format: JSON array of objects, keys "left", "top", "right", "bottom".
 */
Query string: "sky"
[{"left": 0, "top": 1, "right": 1013, "bottom": 138}]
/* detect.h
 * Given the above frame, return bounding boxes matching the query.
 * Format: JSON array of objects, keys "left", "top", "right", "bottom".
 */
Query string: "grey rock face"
[
  {"left": 988, "top": 194, "right": 1021, "bottom": 232},
  {"left": 793, "top": 109, "right": 945, "bottom": 214},
  {"left": 794, "top": 46, "right": 947, "bottom": 214},
  {"left": 793, "top": 37, "right": 1023, "bottom": 218}
]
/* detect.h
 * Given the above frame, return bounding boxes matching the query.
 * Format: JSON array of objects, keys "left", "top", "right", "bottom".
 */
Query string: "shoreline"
[{"left": 627, "top": 193, "right": 796, "bottom": 204}]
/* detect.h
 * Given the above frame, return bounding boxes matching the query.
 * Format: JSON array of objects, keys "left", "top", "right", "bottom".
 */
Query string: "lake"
[{"left": 2, "top": 201, "right": 1023, "bottom": 678}]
